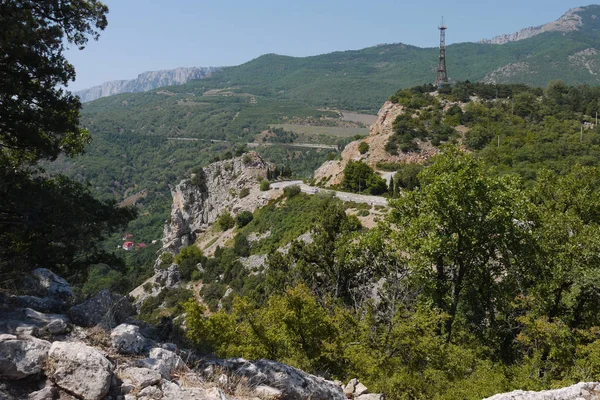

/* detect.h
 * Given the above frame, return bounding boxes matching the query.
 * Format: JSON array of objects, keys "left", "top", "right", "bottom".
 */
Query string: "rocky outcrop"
[
  {"left": 68, "top": 289, "right": 134, "bottom": 328},
  {"left": 74, "top": 66, "right": 221, "bottom": 102},
  {"left": 162, "top": 152, "right": 274, "bottom": 253},
  {"left": 314, "top": 101, "right": 438, "bottom": 186},
  {"left": 480, "top": 7, "right": 584, "bottom": 45},
  {"left": 484, "top": 382, "right": 600, "bottom": 400}
]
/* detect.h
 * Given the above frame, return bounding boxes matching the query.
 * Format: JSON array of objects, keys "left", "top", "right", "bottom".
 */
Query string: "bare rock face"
[
  {"left": 48, "top": 341, "right": 113, "bottom": 400},
  {"left": 484, "top": 382, "right": 600, "bottom": 400},
  {"left": 314, "top": 101, "right": 437, "bottom": 186},
  {"left": 480, "top": 7, "right": 584, "bottom": 45},
  {"left": 74, "top": 66, "right": 221, "bottom": 102},
  {"left": 162, "top": 152, "right": 274, "bottom": 253}
]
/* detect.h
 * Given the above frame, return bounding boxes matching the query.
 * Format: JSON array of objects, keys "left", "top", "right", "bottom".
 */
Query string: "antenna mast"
[{"left": 436, "top": 17, "right": 448, "bottom": 87}]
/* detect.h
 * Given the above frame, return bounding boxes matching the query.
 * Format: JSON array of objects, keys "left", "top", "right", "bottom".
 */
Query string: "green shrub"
[
  {"left": 217, "top": 212, "right": 235, "bottom": 231},
  {"left": 159, "top": 252, "right": 174, "bottom": 267},
  {"left": 175, "top": 245, "right": 205, "bottom": 281},
  {"left": 357, "top": 209, "right": 370, "bottom": 217},
  {"left": 239, "top": 187, "right": 250, "bottom": 198},
  {"left": 358, "top": 141, "right": 369, "bottom": 154},
  {"left": 283, "top": 185, "right": 301, "bottom": 198},
  {"left": 236, "top": 211, "right": 254, "bottom": 228},
  {"left": 394, "top": 163, "right": 424, "bottom": 190},
  {"left": 260, "top": 180, "right": 271, "bottom": 191},
  {"left": 234, "top": 234, "right": 250, "bottom": 257}
]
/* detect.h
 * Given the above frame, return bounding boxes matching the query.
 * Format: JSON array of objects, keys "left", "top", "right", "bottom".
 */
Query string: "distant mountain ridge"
[
  {"left": 480, "top": 7, "right": 586, "bottom": 44},
  {"left": 74, "top": 66, "right": 221, "bottom": 102}
]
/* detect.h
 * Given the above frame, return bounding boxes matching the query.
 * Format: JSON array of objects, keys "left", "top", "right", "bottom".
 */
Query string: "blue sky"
[{"left": 66, "top": 0, "right": 593, "bottom": 90}]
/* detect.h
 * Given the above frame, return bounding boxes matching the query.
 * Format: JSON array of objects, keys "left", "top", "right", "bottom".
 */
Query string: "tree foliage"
[
  {"left": 0, "top": 0, "right": 136, "bottom": 280},
  {"left": 342, "top": 160, "right": 387, "bottom": 195},
  {"left": 0, "top": 0, "right": 107, "bottom": 168}
]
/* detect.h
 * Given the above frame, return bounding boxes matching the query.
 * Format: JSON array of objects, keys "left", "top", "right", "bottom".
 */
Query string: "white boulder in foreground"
[
  {"left": 48, "top": 341, "right": 113, "bottom": 400},
  {"left": 484, "top": 382, "right": 600, "bottom": 400}
]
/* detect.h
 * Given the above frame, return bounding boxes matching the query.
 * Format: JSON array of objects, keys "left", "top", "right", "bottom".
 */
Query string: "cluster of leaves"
[{"left": 217, "top": 212, "right": 235, "bottom": 231}]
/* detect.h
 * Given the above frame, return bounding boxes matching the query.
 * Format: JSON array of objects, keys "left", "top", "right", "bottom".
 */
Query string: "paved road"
[{"left": 270, "top": 180, "right": 388, "bottom": 206}]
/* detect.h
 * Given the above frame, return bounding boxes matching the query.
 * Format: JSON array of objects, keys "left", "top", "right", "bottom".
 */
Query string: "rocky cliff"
[
  {"left": 74, "top": 67, "right": 220, "bottom": 102},
  {"left": 480, "top": 7, "right": 585, "bottom": 45},
  {"left": 162, "top": 152, "right": 273, "bottom": 253},
  {"left": 314, "top": 101, "right": 438, "bottom": 186}
]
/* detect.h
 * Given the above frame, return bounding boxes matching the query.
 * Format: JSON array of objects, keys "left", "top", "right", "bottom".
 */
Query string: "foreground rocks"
[
  {"left": 484, "top": 382, "right": 600, "bottom": 400},
  {"left": 206, "top": 358, "right": 347, "bottom": 400},
  {"left": 0, "top": 335, "right": 51, "bottom": 379}
]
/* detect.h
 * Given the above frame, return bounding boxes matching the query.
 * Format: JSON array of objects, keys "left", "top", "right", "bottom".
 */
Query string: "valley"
[{"left": 5, "top": 2, "right": 600, "bottom": 400}]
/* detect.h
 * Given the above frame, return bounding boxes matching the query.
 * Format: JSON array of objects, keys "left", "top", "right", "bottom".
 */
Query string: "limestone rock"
[
  {"left": 30, "top": 268, "right": 73, "bottom": 302},
  {"left": 27, "top": 386, "right": 57, "bottom": 400},
  {"left": 74, "top": 66, "right": 221, "bottom": 103},
  {"left": 111, "top": 323, "right": 146, "bottom": 354},
  {"left": 344, "top": 378, "right": 358, "bottom": 396},
  {"left": 119, "top": 367, "right": 161, "bottom": 391},
  {"left": 357, "top": 395, "right": 384, "bottom": 400},
  {"left": 138, "top": 384, "right": 163, "bottom": 399},
  {"left": 68, "top": 289, "right": 134, "bottom": 328},
  {"left": 161, "top": 380, "right": 226, "bottom": 400},
  {"left": 11, "top": 295, "right": 64, "bottom": 314},
  {"left": 355, "top": 381, "right": 369, "bottom": 396},
  {"left": 0, "top": 336, "right": 51, "bottom": 379},
  {"left": 162, "top": 152, "right": 274, "bottom": 253},
  {"left": 480, "top": 7, "right": 583, "bottom": 44},
  {"left": 48, "top": 341, "right": 113, "bottom": 400},
  {"left": 254, "top": 385, "right": 283, "bottom": 399},
  {"left": 137, "top": 348, "right": 185, "bottom": 379},
  {"left": 483, "top": 382, "right": 600, "bottom": 400},
  {"left": 214, "top": 358, "right": 346, "bottom": 400},
  {"left": 155, "top": 264, "right": 180, "bottom": 288},
  {"left": 23, "top": 308, "right": 69, "bottom": 335}
]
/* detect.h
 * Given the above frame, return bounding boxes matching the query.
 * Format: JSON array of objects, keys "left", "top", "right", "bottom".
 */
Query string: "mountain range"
[
  {"left": 74, "top": 67, "right": 220, "bottom": 102},
  {"left": 76, "top": 6, "right": 600, "bottom": 109}
]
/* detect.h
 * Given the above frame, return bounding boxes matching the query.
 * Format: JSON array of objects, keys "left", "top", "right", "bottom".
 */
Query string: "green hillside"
[{"left": 65, "top": 5, "right": 600, "bottom": 250}]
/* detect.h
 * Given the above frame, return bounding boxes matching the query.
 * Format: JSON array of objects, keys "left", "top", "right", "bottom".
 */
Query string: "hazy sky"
[{"left": 66, "top": 0, "right": 593, "bottom": 90}]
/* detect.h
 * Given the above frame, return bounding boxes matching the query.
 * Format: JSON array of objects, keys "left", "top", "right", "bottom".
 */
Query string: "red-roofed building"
[
  {"left": 136, "top": 243, "right": 147, "bottom": 250},
  {"left": 122, "top": 241, "right": 135, "bottom": 251}
]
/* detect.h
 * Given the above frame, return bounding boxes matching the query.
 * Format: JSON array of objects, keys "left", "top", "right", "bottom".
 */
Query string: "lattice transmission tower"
[{"left": 436, "top": 17, "right": 448, "bottom": 87}]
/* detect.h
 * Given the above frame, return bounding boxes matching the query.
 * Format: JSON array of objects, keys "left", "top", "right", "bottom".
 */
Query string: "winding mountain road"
[{"left": 270, "top": 181, "right": 388, "bottom": 206}]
